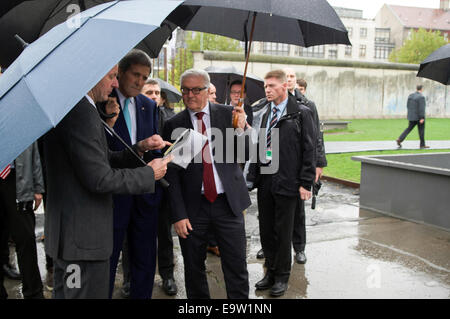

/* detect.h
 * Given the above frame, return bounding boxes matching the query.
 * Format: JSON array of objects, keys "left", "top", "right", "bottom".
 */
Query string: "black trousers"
[
  {"left": 257, "top": 175, "right": 297, "bottom": 283},
  {"left": 179, "top": 194, "right": 249, "bottom": 299},
  {"left": 398, "top": 120, "right": 425, "bottom": 147},
  {"left": 292, "top": 198, "right": 306, "bottom": 253},
  {"left": 0, "top": 170, "right": 43, "bottom": 299},
  {"left": 157, "top": 190, "right": 175, "bottom": 280}
]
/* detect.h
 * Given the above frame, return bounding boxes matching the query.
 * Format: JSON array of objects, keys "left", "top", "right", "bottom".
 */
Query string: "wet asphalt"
[{"left": 3, "top": 180, "right": 450, "bottom": 299}]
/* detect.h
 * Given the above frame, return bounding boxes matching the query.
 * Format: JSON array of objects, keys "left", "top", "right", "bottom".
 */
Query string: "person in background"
[
  {"left": 208, "top": 83, "right": 217, "bottom": 104},
  {"left": 229, "top": 80, "right": 253, "bottom": 126},
  {"left": 396, "top": 85, "right": 429, "bottom": 149},
  {"left": 141, "top": 78, "right": 178, "bottom": 296},
  {"left": 0, "top": 142, "right": 45, "bottom": 299}
]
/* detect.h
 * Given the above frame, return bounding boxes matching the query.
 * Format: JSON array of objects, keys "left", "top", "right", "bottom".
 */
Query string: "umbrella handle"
[{"left": 233, "top": 12, "right": 257, "bottom": 128}]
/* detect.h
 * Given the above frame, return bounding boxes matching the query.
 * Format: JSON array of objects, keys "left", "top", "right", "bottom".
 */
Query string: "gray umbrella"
[
  {"left": 417, "top": 44, "right": 450, "bottom": 85},
  {"left": 155, "top": 78, "right": 182, "bottom": 103},
  {"left": 205, "top": 65, "right": 265, "bottom": 105}
]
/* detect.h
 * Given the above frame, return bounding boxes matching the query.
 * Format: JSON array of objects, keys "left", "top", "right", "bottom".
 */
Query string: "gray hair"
[
  {"left": 180, "top": 68, "right": 210, "bottom": 88},
  {"left": 145, "top": 78, "right": 160, "bottom": 86},
  {"left": 119, "top": 49, "right": 152, "bottom": 73}
]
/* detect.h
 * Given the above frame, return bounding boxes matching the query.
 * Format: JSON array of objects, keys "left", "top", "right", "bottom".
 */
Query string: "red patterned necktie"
[
  {"left": 195, "top": 112, "right": 217, "bottom": 203},
  {"left": 0, "top": 164, "right": 11, "bottom": 179}
]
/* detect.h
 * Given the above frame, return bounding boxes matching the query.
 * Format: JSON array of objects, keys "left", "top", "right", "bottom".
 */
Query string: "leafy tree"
[
  {"left": 170, "top": 32, "right": 243, "bottom": 87},
  {"left": 389, "top": 28, "right": 448, "bottom": 64}
]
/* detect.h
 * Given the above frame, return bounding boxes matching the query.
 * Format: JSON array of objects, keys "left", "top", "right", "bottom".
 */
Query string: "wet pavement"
[
  {"left": 4, "top": 180, "right": 450, "bottom": 299},
  {"left": 325, "top": 140, "right": 450, "bottom": 154}
]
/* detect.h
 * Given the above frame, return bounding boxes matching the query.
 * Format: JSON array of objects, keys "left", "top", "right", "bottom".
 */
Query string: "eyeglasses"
[
  {"left": 181, "top": 87, "right": 207, "bottom": 95},
  {"left": 230, "top": 90, "right": 241, "bottom": 95}
]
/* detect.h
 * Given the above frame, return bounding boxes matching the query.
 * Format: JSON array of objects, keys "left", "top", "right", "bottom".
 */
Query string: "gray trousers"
[{"left": 53, "top": 258, "right": 109, "bottom": 299}]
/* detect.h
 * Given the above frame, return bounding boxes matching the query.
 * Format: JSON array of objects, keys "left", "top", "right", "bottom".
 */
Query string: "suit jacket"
[
  {"left": 106, "top": 91, "right": 162, "bottom": 209},
  {"left": 43, "top": 97, "right": 155, "bottom": 261},
  {"left": 162, "top": 103, "right": 251, "bottom": 223},
  {"left": 407, "top": 91, "right": 426, "bottom": 121}
]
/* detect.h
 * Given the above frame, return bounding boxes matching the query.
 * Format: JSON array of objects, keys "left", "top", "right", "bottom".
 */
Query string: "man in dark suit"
[
  {"left": 104, "top": 50, "right": 163, "bottom": 299},
  {"left": 396, "top": 85, "right": 429, "bottom": 149},
  {"left": 141, "top": 78, "right": 178, "bottom": 296},
  {"left": 249, "top": 70, "right": 315, "bottom": 297},
  {"left": 43, "top": 65, "right": 172, "bottom": 299},
  {"left": 163, "top": 69, "right": 251, "bottom": 299}
]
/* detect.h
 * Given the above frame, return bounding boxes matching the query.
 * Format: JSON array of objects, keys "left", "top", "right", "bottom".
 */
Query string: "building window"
[
  {"left": 374, "top": 46, "right": 393, "bottom": 59},
  {"left": 263, "top": 42, "right": 289, "bottom": 56},
  {"left": 299, "top": 45, "right": 325, "bottom": 58},
  {"left": 360, "top": 27, "right": 367, "bottom": 38},
  {"left": 328, "top": 49, "right": 338, "bottom": 59},
  {"left": 375, "top": 28, "right": 391, "bottom": 43},
  {"left": 359, "top": 45, "right": 366, "bottom": 57},
  {"left": 347, "top": 27, "right": 353, "bottom": 38},
  {"left": 345, "top": 45, "right": 352, "bottom": 57}
]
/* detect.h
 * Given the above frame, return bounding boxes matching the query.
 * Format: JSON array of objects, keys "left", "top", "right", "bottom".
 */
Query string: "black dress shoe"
[
  {"left": 256, "top": 248, "right": 265, "bottom": 259},
  {"left": 3, "top": 263, "right": 21, "bottom": 280},
  {"left": 295, "top": 251, "right": 307, "bottom": 264},
  {"left": 270, "top": 281, "right": 288, "bottom": 297},
  {"left": 255, "top": 275, "right": 274, "bottom": 290},
  {"left": 163, "top": 278, "right": 178, "bottom": 296}
]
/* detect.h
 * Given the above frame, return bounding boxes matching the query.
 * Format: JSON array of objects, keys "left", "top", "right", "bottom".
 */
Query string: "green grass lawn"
[
  {"left": 324, "top": 148, "right": 450, "bottom": 183},
  {"left": 324, "top": 118, "right": 450, "bottom": 142}
]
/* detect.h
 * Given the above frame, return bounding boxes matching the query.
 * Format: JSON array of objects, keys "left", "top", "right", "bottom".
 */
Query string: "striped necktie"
[
  {"left": 0, "top": 164, "right": 11, "bottom": 179},
  {"left": 123, "top": 98, "right": 132, "bottom": 139},
  {"left": 266, "top": 107, "right": 278, "bottom": 149}
]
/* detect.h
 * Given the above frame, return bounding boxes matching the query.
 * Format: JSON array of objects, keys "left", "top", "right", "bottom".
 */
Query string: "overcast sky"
[{"left": 327, "top": 0, "right": 441, "bottom": 19}]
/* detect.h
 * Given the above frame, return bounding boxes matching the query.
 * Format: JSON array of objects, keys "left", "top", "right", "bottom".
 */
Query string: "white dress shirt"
[
  {"left": 115, "top": 88, "right": 137, "bottom": 144},
  {"left": 188, "top": 103, "right": 225, "bottom": 194}
]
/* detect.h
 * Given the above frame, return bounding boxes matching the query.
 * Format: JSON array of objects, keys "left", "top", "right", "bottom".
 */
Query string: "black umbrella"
[
  {"left": 0, "top": 0, "right": 32, "bottom": 18},
  {"left": 155, "top": 78, "right": 182, "bottom": 103},
  {"left": 0, "top": 0, "right": 176, "bottom": 68},
  {"left": 417, "top": 44, "right": 450, "bottom": 85},
  {"left": 167, "top": 0, "right": 351, "bottom": 126},
  {"left": 205, "top": 65, "right": 265, "bottom": 105}
]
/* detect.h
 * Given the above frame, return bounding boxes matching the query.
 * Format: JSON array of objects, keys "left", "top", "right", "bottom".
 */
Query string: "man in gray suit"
[
  {"left": 43, "top": 65, "right": 172, "bottom": 299},
  {"left": 396, "top": 85, "right": 429, "bottom": 149}
]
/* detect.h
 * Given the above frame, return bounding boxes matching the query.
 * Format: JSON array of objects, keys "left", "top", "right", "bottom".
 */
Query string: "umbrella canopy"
[
  {"left": 0, "top": 0, "right": 32, "bottom": 18},
  {"left": 155, "top": 78, "right": 182, "bottom": 103},
  {"left": 205, "top": 65, "right": 265, "bottom": 105},
  {"left": 167, "top": 0, "right": 350, "bottom": 127},
  {"left": 417, "top": 44, "right": 450, "bottom": 85},
  {"left": 168, "top": 0, "right": 351, "bottom": 49},
  {"left": 0, "top": 0, "right": 183, "bottom": 170},
  {"left": 0, "top": 0, "right": 178, "bottom": 68}
]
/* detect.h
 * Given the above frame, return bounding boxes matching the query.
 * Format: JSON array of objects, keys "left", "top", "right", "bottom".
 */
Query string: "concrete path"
[
  {"left": 4, "top": 181, "right": 449, "bottom": 299},
  {"left": 325, "top": 140, "right": 450, "bottom": 154}
]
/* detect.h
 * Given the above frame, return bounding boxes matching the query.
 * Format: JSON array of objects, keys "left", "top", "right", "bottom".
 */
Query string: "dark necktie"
[
  {"left": 195, "top": 112, "right": 217, "bottom": 203},
  {"left": 266, "top": 107, "right": 278, "bottom": 148}
]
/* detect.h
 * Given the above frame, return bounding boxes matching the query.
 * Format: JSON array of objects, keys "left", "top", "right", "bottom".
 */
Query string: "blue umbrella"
[{"left": 0, "top": 0, "right": 183, "bottom": 170}]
